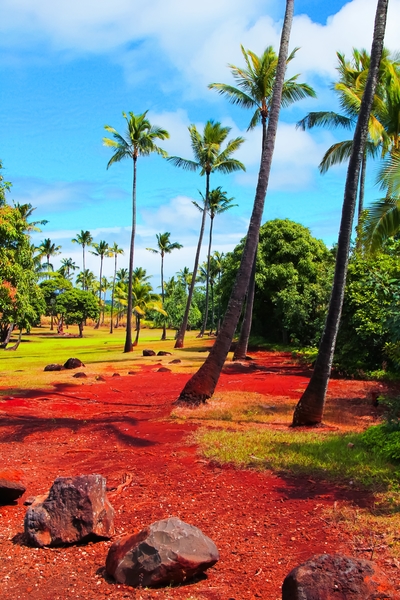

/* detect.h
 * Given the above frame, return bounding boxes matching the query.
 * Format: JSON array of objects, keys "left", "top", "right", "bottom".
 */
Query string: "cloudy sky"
[{"left": 1, "top": 0, "right": 399, "bottom": 286}]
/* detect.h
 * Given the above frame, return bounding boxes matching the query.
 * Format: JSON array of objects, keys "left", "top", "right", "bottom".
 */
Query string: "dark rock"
[
  {"left": 157, "top": 351, "right": 172, "bottom": 356},
  {"left": 44, "top": 364, "right": 64, "bottom": 372},
  {"left": 73, "top": 372, "right": 87, "bottom": 378},
  {"left": 282, "top": 554, "right": 396, "bottom": 599},
  {"left": 95, "top": 375, "right": 106, "bottom": 381},
  {"left": 169, "top": 359, "right": 181, "bottom": 364},
  {"left": 143, "top": 349, "right": 156, "bottom": 356},
  {"left": 128, "top": 371, "right": 136, "bottom": 375},
  {"left": 0, "top": 470, "right": 26, "bottom": 504},
  {"left": 106, "top": 517, "right": 219, "bottom": 588},
  {"left": 157, "top": 367, "right": 171, "bottom": 373},
  {"left": 24, "top": 497, "right": 36, "bottom": 506},
  {"left": 112, "top": 373, "right": 121, "bottom": 377},
  {"left": 64, "top": 358, "right": 85, "bottom": 370},
  {"left": 24, "top": 474, "right": 115, "bottom": 547}
]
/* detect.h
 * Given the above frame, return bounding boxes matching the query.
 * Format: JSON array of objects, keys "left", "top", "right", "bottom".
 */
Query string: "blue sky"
[{"left": 1, "top": 0, "right": 399, "bottom": 287}]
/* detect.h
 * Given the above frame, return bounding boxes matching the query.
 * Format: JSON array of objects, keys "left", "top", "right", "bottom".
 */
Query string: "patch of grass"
[{"left": 194, "top": 427, "right": 400, "bottom": 491}]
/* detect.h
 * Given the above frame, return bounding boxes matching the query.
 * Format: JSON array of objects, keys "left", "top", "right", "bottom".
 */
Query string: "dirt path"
[{"left": 0, "top": 352, "right": 394, "bottom": 599}]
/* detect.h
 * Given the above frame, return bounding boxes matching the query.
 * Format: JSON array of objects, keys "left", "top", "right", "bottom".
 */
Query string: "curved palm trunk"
[
  {"left": 292, "top": 0, "right": 388, "bottom": 426},
  {"left": 124, "top": 157, "right": 137, "bottom": 353},
  {"left": 161, "top": 252, "right": 166, "bottom": 340},
  {"left": 110, "top": 254, "right": 118, "bottom": 334},
  {"left": 199, "top": 214, "right": 215, "bottom": 337},
  {"left": 175, "top": 173, "right": 210, "bottom": 348},
  {"left": 133, "top": 315, "right": 141, "bottom": 346},
  {"left": 233, "top": 253, "right": 257, "bottom": 360},
  {"left": 209, "top": 281, "right": 215, "bottom": 334},
  {"left": 176, "top": 0, "right": 294, "bottom": 404}
]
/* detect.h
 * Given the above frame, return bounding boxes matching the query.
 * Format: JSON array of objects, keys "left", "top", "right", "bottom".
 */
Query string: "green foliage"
[
  {"left": 39, "top": 275, "right": 72, "bottom": 316},
  {"left": 335, "top": 246, "right": 400, "bottom": 373},
  {"left": 220, "top": 219, "right": 333, "bottom": 345},
  {"left": 150, "top": 280, "right": 202, "bottom": 329},
  {"left": 0, "top": 204, "right": 45, "bottom": 338},
  {"left": 56, "top": 289, "right": 100, "bottom": 332},
  {"left": 362, "top": 424, "right": 400, "bottom": 462}
]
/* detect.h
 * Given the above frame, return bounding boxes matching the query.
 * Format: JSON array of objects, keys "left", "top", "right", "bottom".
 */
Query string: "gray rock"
[
  {"left": 282, "top": 554, "right": 396, "bottom": 599},
  {"left": 24, "top": 474, "right": 115, "bottom": 547},
  {"left": 106, "top": 517, "right": 219, "bottom": 588}
]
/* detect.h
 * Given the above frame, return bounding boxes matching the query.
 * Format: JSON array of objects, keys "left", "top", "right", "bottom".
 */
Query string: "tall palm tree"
[
  {"left": 109, "top": 243, "right": 124, "bottom": 334},
  {"left": 196, "top": 187, "right": 237, "bottom": 337},
  {"left": 13, "top": 202, "right": 48, "bottom": 232},
  {"left": 177, "top": 267, "right": 192, "bottom": 293},
  {"left": 146, "top": 232, "right": 183, "bottom": 339},
  {"left": 168, "top": 120, "right": 245, "bottom": 348},
  {"left": 58, "top": 257, "right": 78, "bottom": 280},
  {"left": 103, "top": 111, "right": 169, "bottom": 352},
  {"left": 90, "top": 240, "right": 112, "bottom": 328},
  {"left": 100, "top": 276, "right": 111, "bottom": 324},
  {"left": 176, "top": 0, "right": 295, "bottom": 404},
  {"left": 292, "top": 0, "right": 389, "bottom": 426},
  {"left": 210, "top": 44, "right": 315, "bottom": 359},
  {"left": 36, "top": 238, "right": 61, "bottom": 279},
  {"left": 76, "top": 269, "right": 96, "bottom": 292},
  {"left": 72, "top": 231, "right": 93, "bottom": 290}
]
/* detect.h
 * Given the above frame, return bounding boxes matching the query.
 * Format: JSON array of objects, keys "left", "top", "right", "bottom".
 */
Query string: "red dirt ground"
[{"left": 0, "top": 351, "right": 398, "bottom": 599}]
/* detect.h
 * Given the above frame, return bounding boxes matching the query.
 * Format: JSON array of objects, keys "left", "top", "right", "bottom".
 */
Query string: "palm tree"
[
  {"left": 116, "top": 267, "right": 129, "bottom": 284},
  {"left": 210, "top": 44, "right": 315, "bottom": 359},
  {"left": 131, "top": 281, "right": 166, "bottom": 346},
  {"left": 58, "top": 258, "right": 78, "bottom": 280},
  {"left": 177, "top": 267, "right": 192, "bottom": 293},
  {"left": 132, "top": 266, "right": 151, "bottom": 284},
  {"left": 100, "top": 276, "right": 111, "bottom": 324},
  {"left": 146, "top": 232, "right": 183, "bottom": 339},
  {"left": 76, "top": 269, "right": 96, "bottom": 292},
  {"left": 14, "top": 202, "right": 48, "bottom": 232},
  {"left": 72, "top": 231, "right": 93, "bottom": 290},
  {"left": 292, "top": 0, "right": 389, "bottom": 426},
  {"left": 211, "top": 250, "right": 225, "bottom": 335},
  {"left": 168, "top": 120, "right": 245, "bottom": 348},
  {"left": 176, "top": 0, "right": 295, "bottom": 404},
  {"left": 103, "top": 111, "right": 169, "bottom": 353},
  {"left": 197, "top": 187, "right": 236, "bottom": 337},
  {"left": 109, "top": 243, "right": 124, "bottom": 334},
  {"left": 90, "top": 240, "right": 112, "bottom": 328},
  {"left": 36, "top": 238, "right": 61, "bottom": 279},
  {"left": 297, "top": 49, "right": 400, "bottom": 222}
]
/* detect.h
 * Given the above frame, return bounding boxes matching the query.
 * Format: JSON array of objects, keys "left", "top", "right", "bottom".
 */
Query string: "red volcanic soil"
[{"left": 0, "top": 352, "right": 397, "bottom": 599}]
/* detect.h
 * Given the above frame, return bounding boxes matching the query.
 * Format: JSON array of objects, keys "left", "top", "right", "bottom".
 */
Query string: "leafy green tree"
[
  {"left": 103, "top": 111, "right": 169, "bottom": 353},
  {"left": 39, "top": 275, "right": 72, "bottom": 331},
  {"left": 168, "top": 120, "right": 245, "bottom": 348},
  {"left": 293, "top": 0, "right": 389, "bottom": 426},
  {"left": 146, "top": 232, "right": 183, "bottom": 339},
  {"left": 0, "top": 204, "right": 45, "bottom": 346},
  {"left": 56, "top": 289, "right": 100, "bottom": 337},
  {"left": 176, "top": 0, "right": 295, "bottom": 404},
  {"left": 72, "top": 230, "right": 93, "bottom": 289}
]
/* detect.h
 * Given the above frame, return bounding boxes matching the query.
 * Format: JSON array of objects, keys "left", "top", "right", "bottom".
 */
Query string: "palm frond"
[
  {"left": 296, "top": 112, "right": 353, "bottom": 131},
  {"left": 166, "top": 156, "right": 199, "bottom": 171},
  {"left": 363, "top": 197, "right": 400, "bottom": 253}
]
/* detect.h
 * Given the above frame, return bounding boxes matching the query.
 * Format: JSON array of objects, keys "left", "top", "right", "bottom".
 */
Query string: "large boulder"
[
  {"left": 106, "top": 517, "right": 219, "bottom": 588},
  {"left": 282, "top": 554, "right": 396, "bottom": 599},
  {"left": 0, "top": 470, "right": 26, "bottom": 504},
  {"left": 64, "top": 358, "right": 85, "bottom": 369},
  {"left": 24, "top": 474, "right": 115, "bottom": 547}
]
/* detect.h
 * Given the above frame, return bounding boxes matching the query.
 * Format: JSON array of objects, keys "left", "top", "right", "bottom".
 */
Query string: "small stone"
[
  {"left": 73, "top": 372, "right": 87, "bottom": 378},
  {"left": 95, "top": 375, "right": 106, "bottom": 381},
  {"left": 128, "top": 371, "right": 136, "bottom": 375},
  {"left": 157, "top": 367, "right": 171, "bottom": 373},
  {"left": 64, "top": 358, "right": 85, "bottom": 369},
  {"left": 169, "top": 359, "right": 181, "bottom": 364},
  {"left": 157, "top": 351, "right": 172, "bottom": 356},
  {"left": 112, "top": 373, "right": 121, "bottom": 377},
  {"left": 143, "top": 349, "right": 156, "bottom": 356},
  {"left": 0, "top": 470, "right": 26, "bottom": 504},
  {"left": 44, "top": 364, "right": 64, "bottom": 372}
]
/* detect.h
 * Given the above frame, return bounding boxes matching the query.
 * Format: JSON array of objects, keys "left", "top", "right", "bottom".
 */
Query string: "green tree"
[
  {"left": 76, "top": 269, "right": 96, "bottom": 293},
  {"left": 0, "top": 160, "right": 11, "bottom": 206},
  {"left": 103, "top": 111, "right": 169, "bottom": 353},
  {"left": 176, "top": 0, "right": 295, "bottom": 404},
  {"left": 209, "top": 43, "right": 315, "bottom": 359},
  {"left": 146, "top": 232, "right": 183, "bottom": 339},
  {"left": 168, "top": 120, "right": 245, "bottom": 348},
  {"left": 90, "top": 240, "right": 112, "bottom": 327},
  {"left": 56, "top": 289, "right": 100, "bottom": 337},
  {"left": 293, "top": 0, "right": 389, "bottom": 426},
  {"left": 39, "top": 275, "right": 72, "bottom": 331},
  {"left": 131, "top": 281, "right": 166, "bottom": 346},
  {"left": 72, "top": 230, "right": 93, "bottom": 289},
  {"left": 58, "top": 257, "right": 78, "bottom": 280}
]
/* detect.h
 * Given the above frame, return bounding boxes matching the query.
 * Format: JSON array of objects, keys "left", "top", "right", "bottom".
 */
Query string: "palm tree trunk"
[
  {"left": 209, "top": 281, "right": 215, "bottom": 335},
  {"left": 175, "top": 172, "right": 210, "bottom": 348},
  {"left": 161, "top": 252, "right": 166, "bottom": 340},
  {"left": 94, "top": 257, "right": 104, "bottom": 329},
  {"left": 82, "top": 245, "right": 86, "bottom": 290},
  {"left": 175, "top": 0, "right": 294, "bottom": 404},
  {"left": 233, "top": 252, "right": 257, "bottom": 360},
  {"left": 133, "top": 315, "right": 140, "bottom": 346},
  {"left": 358, "top": 150, "right": 367, "bottom": 221},
  {"left": 110, "top": 254, "right": 117, "bottom": 334},
  {"left": 292, "top": 0, "right": 388, "bottom": 426},
  {"left": 124, "top": 156, "right": 137, "bottom": 353},
  {"left": 199, "top": 215, "right": 215, "bottom": 337}
]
